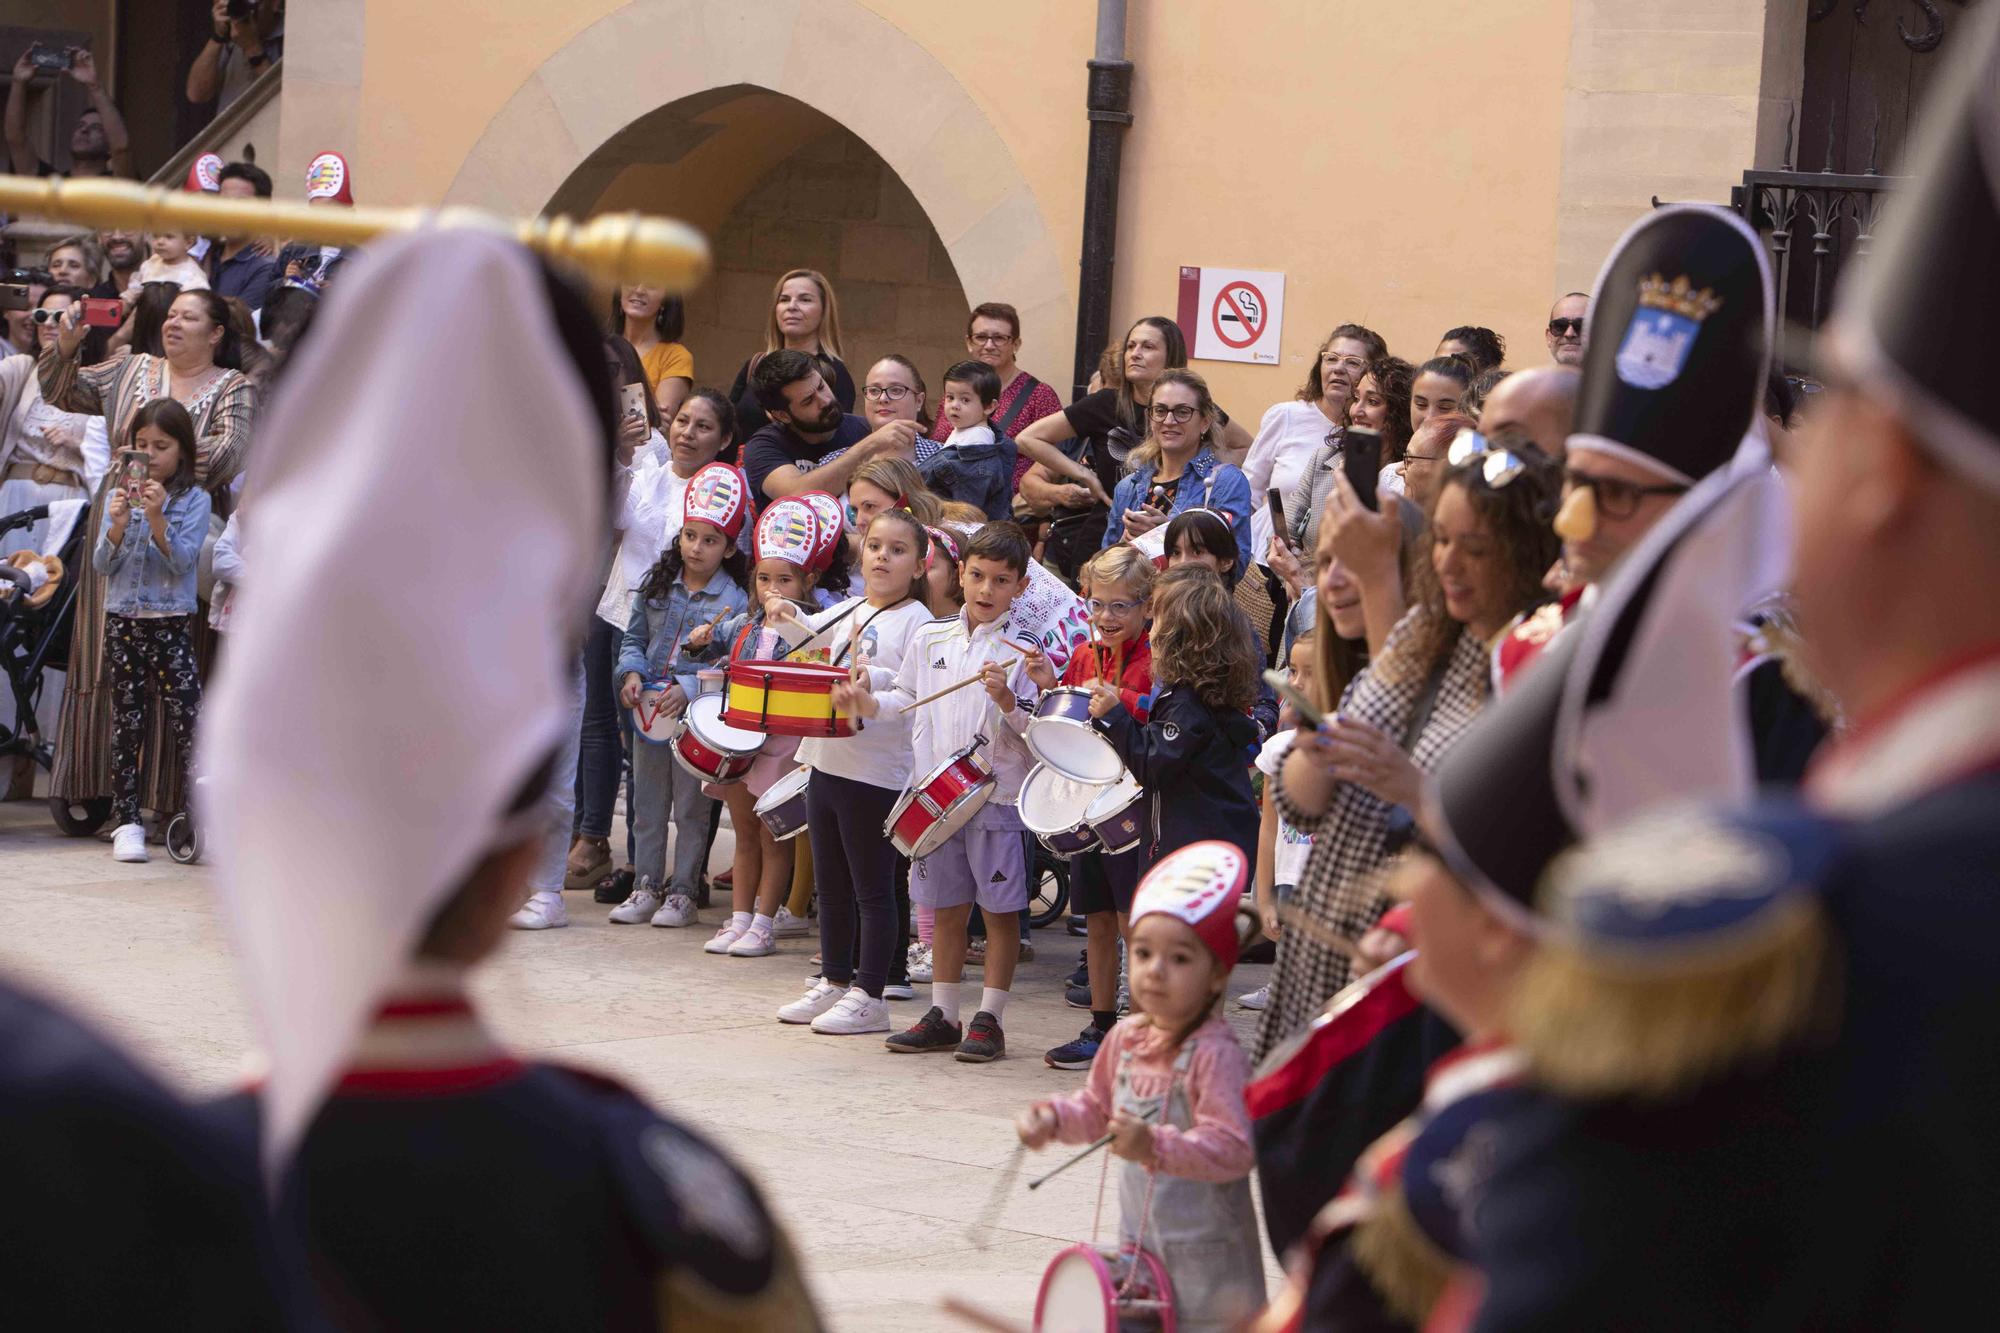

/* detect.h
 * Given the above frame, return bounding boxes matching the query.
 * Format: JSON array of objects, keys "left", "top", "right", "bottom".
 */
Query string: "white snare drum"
[
  {"left": 885, "top": 740, "right": 996, "bottom": 860},
  {"left": 1018, "top": 762, "right": 1107, "bottom": 857},
  {"left": 631, "top": 680, "right": 681, "bottom": 745},
  {"left": 754, "top": 765, "right": 813, "bottom": 841},
  {"left": 671, "top": 693, "right": 764, "bottom": 784},
  {"left": 1026, "top": 686, "right": 1125, "bottom": 784},
  {"left": 1034, "top": 1242, "right": 1176, "bottom": 1332},
  {"left": 1083, "top": 772, "right": 1147, "bottom": 856}
]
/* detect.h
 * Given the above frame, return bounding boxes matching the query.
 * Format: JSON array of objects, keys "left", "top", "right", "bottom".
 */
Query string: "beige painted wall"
[{"left": 283, "top": 0, "right": 1783, "bottom": 422}]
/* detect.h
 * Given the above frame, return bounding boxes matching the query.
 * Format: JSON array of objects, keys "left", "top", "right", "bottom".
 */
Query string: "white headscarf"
[{"left": 199, "top": 230, "right": 606, "bottom": 1171}]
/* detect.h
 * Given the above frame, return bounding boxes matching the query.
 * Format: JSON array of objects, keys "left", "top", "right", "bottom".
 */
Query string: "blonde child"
[
  {"left": 1240, "top": 629, "right": 1315, "bottom": 1011},
  {"left": 93, "top": 398, "right": 210, "bottom": 863},
  {"left": 685, "top": 497, "right": 825, "bottom": 958},
  {"left": 1017, "top": 841, "right": 1267, "bottom": 1331},
  {"left": 611, "top": 463, "right": 750, "bottom": 927},
  {"left": 1022, "top": 544, "right": 1156, "bottom": 1069},
  {"left": 771, "top": 508, "right": 936, "bottom": 1033}
]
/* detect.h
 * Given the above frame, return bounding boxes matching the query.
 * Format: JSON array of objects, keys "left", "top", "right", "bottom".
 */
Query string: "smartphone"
[
  {"left": 1263, "top": 668, "right": 1326, "bottom": 730},
  {"left": 1342, "top": 426, "right": 1383, "bottom": 512},
  {"left": 1266, "top": 488, "right": 1287, "bottom": 544},
  {"left": 0, "top": 285, "right": 28, "bottom": 314},
  {"left": 28, "top": 46, "right": 74, "bottom": 74},
  {"left": 226, "top": 0, "right": 254, "bottom": 18},
  {"left": 80, "top": 296, "right": 123, "bottom": 328},
  {"left": 618, "top": 381, "right": 648, "bottom": 423},
  {"left": 117, "top": 450, "right": 150, "bottom": 503}
]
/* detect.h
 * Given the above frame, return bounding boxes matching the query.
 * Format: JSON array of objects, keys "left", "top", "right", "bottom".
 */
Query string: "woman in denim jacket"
[
  {"left": 1102, "top": 370, "right": 1253, "bottom": 585},
  {"left": 91, "top": 399, "right": 212, "bottom": 862}
]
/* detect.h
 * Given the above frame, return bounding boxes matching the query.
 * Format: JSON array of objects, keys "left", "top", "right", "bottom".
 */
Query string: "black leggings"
[
  {"left": 105, "top": 613, "right": 200, "bottom": 827},
  {"left": 807, "top": 769, "right": 900, "bottom": 997}
]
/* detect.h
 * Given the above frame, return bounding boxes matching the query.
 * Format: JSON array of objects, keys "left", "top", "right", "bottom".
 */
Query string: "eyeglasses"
[
  {"left": 1447, "top": 428, "right": 1529, "bottom": 489},
  {"left": 1085, "top": 598, "right": 1144, "bottom": 616},
  {"left": 1147, "top": 404, "right": 1199, "bottom": 424},
  {"left": 1547, "top": 318, "right": 1584, "bottom": 337},
  {"left": 863, "top": 384, "right": 913, "bottom": 402},
  {"left": 1561, "top": 466, "right": 1687, "bottom": 520},
  {"left": 969, "top": 332, "right": 1015, "bottom": 346}
]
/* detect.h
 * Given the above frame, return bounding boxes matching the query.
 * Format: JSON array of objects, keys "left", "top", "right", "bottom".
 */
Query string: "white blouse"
[{"left": 1242, "top": 398, "right": 1341, "bottom": 565}]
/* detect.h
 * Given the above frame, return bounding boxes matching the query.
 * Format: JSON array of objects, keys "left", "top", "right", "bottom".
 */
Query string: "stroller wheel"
[
  {"left": 49, "top": 796, "right": 112, "bottom": 837},
  {"left": 165, "top": 813, "right": 201, "bottom": 865}
]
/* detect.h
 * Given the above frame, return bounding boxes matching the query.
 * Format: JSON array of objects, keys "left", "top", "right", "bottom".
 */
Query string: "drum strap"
[
  {"left": 782, "top": 599, "right": 864, "bottom": 661},
  {"left": 832, "top": 597, "right": 915, "bottom": 666}
]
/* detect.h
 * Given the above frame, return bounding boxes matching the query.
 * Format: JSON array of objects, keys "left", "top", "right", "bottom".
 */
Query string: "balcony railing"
[{"left": 1728, "top": 168, "right": 1903, "bottom": 354}]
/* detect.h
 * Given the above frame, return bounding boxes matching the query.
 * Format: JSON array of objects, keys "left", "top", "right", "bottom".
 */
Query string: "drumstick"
[
  {"left": 965, "top": 1140, "right": 1028, "bottom": 1249},
  {"left": 681, "top": 608, "right": 729, "bottom": 647},
  {"left": 1026, "top": 1106, "right": 1159, "bottom": 1190},
  {"left": 904, "top": 671, "right": 990, "bottom": 710}
]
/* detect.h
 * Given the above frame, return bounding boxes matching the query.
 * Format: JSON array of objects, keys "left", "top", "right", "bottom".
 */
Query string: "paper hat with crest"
[
  {"left": 186, "top": 153, "right": 223, "bottom": 193},
  {"left": 1130, "top": 839, "right": 1250, "bottom": 971},
  {"left": 1826, "top": 0, "right": 2000, "bottom": 495},
  {"left": 683, "top": 463, "right": 749, "bottom": 543},
  {"left": 1566, "top": 205, "right": 1772, "bottom": 489},
  {"left": 305, "top": 151, "right": 354, "bottom": 205},
  {"left": 799, "top": 491, "right": 845, "bottom": 571},
  {"left": 753, "top": 497, "right": 819, "bottom": 569}
]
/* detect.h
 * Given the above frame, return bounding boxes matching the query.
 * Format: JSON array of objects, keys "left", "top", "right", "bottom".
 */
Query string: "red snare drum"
[
  {"left": 884, "top": 739, "right": 996, "bottom": 860},
  {"left": 672, "top": 694, "right": 763, "bottom": 784},
  {"left": 723, "top": 659, "right": 857, "bottom": 738},
  {"left": 1034, "top": 1242, "right": 1176, "bottom": 1332}
]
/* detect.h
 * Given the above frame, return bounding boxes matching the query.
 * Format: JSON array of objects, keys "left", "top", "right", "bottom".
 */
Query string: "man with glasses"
[{"left": 1544, "top": 292, "right": 1588, "bottom": 366}]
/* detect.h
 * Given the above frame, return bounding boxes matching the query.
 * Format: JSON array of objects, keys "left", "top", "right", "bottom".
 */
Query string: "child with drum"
[
  {"left": 767, "top": 507, "right": 936, "bottom": 1035},
  {"left": 834, "top": 522, "right": 1042, "bottom": 1063},
  {"left": 1020, "top": 544, "right": 1157, "bottom": 1071},
  {"left": 1016, "top": 841, "right": 1267, "bottom": 1332},
  {"left": 683, "top": 497, "right": 826, "bottom": 959},
  {"left": 1088, "top": 566, "right": 1260, "bottom": 867},
  {"left": 611, "top": 463, "right": 751, "bottom": 929}
]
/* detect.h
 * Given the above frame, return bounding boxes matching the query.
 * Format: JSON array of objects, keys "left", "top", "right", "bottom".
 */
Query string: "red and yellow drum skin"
[{"left": 723, "top": 660, "right": 857, "bottom": 738}]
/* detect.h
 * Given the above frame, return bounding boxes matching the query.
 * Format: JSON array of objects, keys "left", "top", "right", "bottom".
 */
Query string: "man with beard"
[
  {"left": 4, "top": 47, "right": 131, "bottom": 179},
  {"left": 90, "top": 229, "right": 147, "bottom": 302},
  {"left": 743, "top": 348, "right": 921, "bottom": 504}
]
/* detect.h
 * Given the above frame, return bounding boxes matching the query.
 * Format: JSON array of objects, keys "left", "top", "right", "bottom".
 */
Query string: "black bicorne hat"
[
  {"left": 1567, "top": 205, "right": 1773, "bottom": 485},
  {"left": 1828, "top": 0, "right": 2000, "bottom": 493}
]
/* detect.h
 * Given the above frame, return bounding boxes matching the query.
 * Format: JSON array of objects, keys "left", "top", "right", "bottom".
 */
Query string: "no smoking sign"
[{"left": 1177, "top": 265, "right": 1286, "bottom": 365}]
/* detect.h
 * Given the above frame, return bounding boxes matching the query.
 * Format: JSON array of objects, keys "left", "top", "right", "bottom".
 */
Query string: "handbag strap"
[
  {"left": 992, "top": 372, "right": 1041, "bottom": 438},
  {"left": 1400, "top": 658, "right": 1450, "bottom": 752}
]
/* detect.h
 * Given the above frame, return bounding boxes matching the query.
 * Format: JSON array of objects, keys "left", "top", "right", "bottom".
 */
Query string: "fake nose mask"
[{"left": 1554, "top": 484, "right": 1597, "bottom": 544}]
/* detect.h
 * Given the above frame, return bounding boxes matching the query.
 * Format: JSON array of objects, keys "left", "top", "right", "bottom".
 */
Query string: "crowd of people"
[{"left": 7, "top": 11, "right": 2000, "bottom": 1326}]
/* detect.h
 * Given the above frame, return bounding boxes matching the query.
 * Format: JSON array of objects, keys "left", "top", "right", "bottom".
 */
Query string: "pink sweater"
[{"left": 1037, "top": 1015, "right": 1256, "bottom": 1184}]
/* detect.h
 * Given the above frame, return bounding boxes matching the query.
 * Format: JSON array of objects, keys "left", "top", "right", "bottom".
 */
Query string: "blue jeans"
[
  {"left": 527, "top": 668, "right": 584, "bottom": 894},
  {"left": 573, "top": 615, "right": 625, "bottom": 844}
]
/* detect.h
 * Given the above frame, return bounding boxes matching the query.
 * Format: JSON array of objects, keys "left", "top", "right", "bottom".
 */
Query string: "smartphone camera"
[
  {"left": 225, "top": 0, "right": 254, "bottom": 19},
  {"left": 28, "top": 46, "right": 74, "bottom": 73}
]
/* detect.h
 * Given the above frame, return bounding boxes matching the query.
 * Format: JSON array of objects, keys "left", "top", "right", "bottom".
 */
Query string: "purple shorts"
[{"left": 911, "top": 803, "right": 1028, "bottom": 912}]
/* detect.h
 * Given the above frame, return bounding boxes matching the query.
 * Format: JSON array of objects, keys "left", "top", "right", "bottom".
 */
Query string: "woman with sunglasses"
[
  {"left": 1100, "top": 369, "right": 1253, "bottom": 583},
  {"left": 1258, "top": 432, "right": 1562, "bottom": 1057}
]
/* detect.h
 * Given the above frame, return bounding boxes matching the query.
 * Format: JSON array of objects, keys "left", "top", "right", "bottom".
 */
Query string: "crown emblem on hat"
[{"left": 1638, "top": 273, "right": 1723, "bottom": 323}]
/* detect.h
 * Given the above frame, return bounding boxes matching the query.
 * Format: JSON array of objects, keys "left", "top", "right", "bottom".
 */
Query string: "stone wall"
[{"left": 679, "top": 124, "right": 971, "bottom": 416}]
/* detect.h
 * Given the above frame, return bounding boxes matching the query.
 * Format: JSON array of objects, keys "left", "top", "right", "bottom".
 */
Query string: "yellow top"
[{"left": 641, "top": 342, "right": 695, "bottom": 392}]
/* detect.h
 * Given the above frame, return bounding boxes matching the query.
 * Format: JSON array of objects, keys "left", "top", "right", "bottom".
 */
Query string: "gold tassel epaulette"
[
  {"left": 1350, "top": 1182, "right": 1455, "bottom": 1324},
  {"left": 1743, "top": 601, "right": 1843, "bottom": 729}
]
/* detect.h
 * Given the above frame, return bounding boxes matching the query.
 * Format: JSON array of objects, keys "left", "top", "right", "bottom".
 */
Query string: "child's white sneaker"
[
  {"left": 608, "top": 876, "right": 665, "bottom": 924},
  {"left": 907, "top": 942, "right": 933, "bottom": 983},
  {"left": 111, "top": 823, "right": 148, "bottom": 863},
  {"left": 727, "top": 920, "right": 776, "bottom": 957},
  {"left": 770, "top": 906, "right": 812, "bottom": 937},
  {"left": 777, "top": 977, "right": 846, "bottom": 1024},
  {"left": 704, "top": 921, "right": 746, "bottom": 954},
  {"left": 811, "top": 987, "right": 890, "bottom": 1035},
  {"left": 650, "top": 893, "right": 698, "bottom": 928},
  {"left": 508, "top": 893, "right": 568, "bottom": 930}
]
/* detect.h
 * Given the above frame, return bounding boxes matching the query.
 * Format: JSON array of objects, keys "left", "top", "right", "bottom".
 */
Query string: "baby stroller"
[{"left": 0, "top": 499, "right": 91, "bottom": 823}]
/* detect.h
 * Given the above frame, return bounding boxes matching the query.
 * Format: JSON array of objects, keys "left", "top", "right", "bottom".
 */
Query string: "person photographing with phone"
[
  {"left": 0, "top": 288, "right": 111, "bottom": 558},
  {"left": 1100, "top": 370, "right": 1253, "bottom": 583},
  {"left": 5, "top": 44, "right": 131, "bottom": 179},
  {"left": 187, "top": 1, "right": 284, "bottom": 114}
]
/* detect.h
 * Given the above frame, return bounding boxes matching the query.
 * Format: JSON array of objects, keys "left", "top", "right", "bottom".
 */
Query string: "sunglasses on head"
[
  {"left": 1447, "top": 429, "right": 1530, "bottom": 489},
  {"left": 1547, "top": 317, "right": 1584, "bottom": 337}
]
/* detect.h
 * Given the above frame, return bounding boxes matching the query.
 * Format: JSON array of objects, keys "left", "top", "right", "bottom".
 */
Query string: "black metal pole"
[{"left": 1072, "top": 4, "right": 1132, "bottom": 402}]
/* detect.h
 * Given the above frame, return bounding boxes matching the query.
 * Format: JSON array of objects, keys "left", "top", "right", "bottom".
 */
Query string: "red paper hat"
[
  {"left": 305, "top": 151, "right": 354, "bottom": 205},
  {"left": 754, "top": 497, "right": 819, "bottom": 569},
  {"left": 187, "top": 153, "right": 223, "bottom": 193},
  {"left": 684, "top": 463, "right": 749, "bottom": 543},
  {"left": 1130, "top": 840, "right": 1249, "bottom": 970},
  {"left": 799, "top": 491, "right": 846, "bottom": 571}
]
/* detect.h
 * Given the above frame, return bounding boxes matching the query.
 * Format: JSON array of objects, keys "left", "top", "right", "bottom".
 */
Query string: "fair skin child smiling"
[
  {"left": 618, "top": 520, "right": 731, "bottom": 714},
  {"left": 1016, "top": 911, "right": 1228, "bottom": 1164},
  {"left": 103, "top": 421, "right": 185, "bottom": 556}
]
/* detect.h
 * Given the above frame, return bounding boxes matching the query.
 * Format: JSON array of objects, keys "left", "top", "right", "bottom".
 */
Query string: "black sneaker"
[
  {"left": 1067, "top": 954, "right": 1089, "bottom": 988},
  {"left": 1067, "top": 913, "right": 1088, "bottom": 937},
  {"left": 885, "top": 1006, "right": 962, "bottom": 1054},
  {"left": 1065, "top": 981, "right": 1093, "bottom": 1010},
  {"left": 1044, "top": 1025, "right": 1104, "bottom": 1070},
  {"left": 594, "top": 867, "right": 634, "bottom": 905},
  {"left": 956, "top": 1010, "right": 1006, "bottom": 1063}
]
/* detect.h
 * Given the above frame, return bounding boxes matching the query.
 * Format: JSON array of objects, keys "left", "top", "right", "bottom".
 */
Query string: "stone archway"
[{"left": 444, "top": 0, "right": 1074, "bottom": 377}]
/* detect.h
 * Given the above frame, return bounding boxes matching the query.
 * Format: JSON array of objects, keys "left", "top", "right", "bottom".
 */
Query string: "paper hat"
[
  {"left": 754, "top": 497, "right": 819, "bottom": 569},
  {"left": 1826, "top": 0, "right": 2000, "bottom": 494},
  {"left": 684, "top": 462, "right": 749, "bottom": 542},
  {"left": 1130, "top": 839, "right": 1249, "bottom": 970},
  {"left": 186, "top": 153, "right": 223, "bottom": 193},
  {"left": 799, "top": 491, "right": 846, "bottom": 570},
  {"left": 305, "top": 151, "right": 354, "bottom": 205},
  {"left": 1567, "top": 206, "right": 1772, "bottom": 486},
  {"left": 925, "top": 524, "right": 961, "bottom": 567}
]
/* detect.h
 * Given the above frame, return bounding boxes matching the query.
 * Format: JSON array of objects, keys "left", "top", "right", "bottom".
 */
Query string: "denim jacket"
[
  {"left": 919, "top": 428, "right": 1019, "bottom": 523},
  {"left": 1103, "top": 448, "right": 1253, "bottom": 583},
  {"left": 615, "top": 571, "right": 749, "bottom": 698},
  {"left": 92, "top": 485, "right": 212, "bottom": 617}
]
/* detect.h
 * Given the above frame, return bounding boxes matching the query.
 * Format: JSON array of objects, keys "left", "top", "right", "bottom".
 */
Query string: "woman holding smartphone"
[
  {"left": 0, "top": 287, "right": 109, "bottom": 557},
  {"left": 1099, "top": 369, "right": 1253, "bottom": 583}
]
